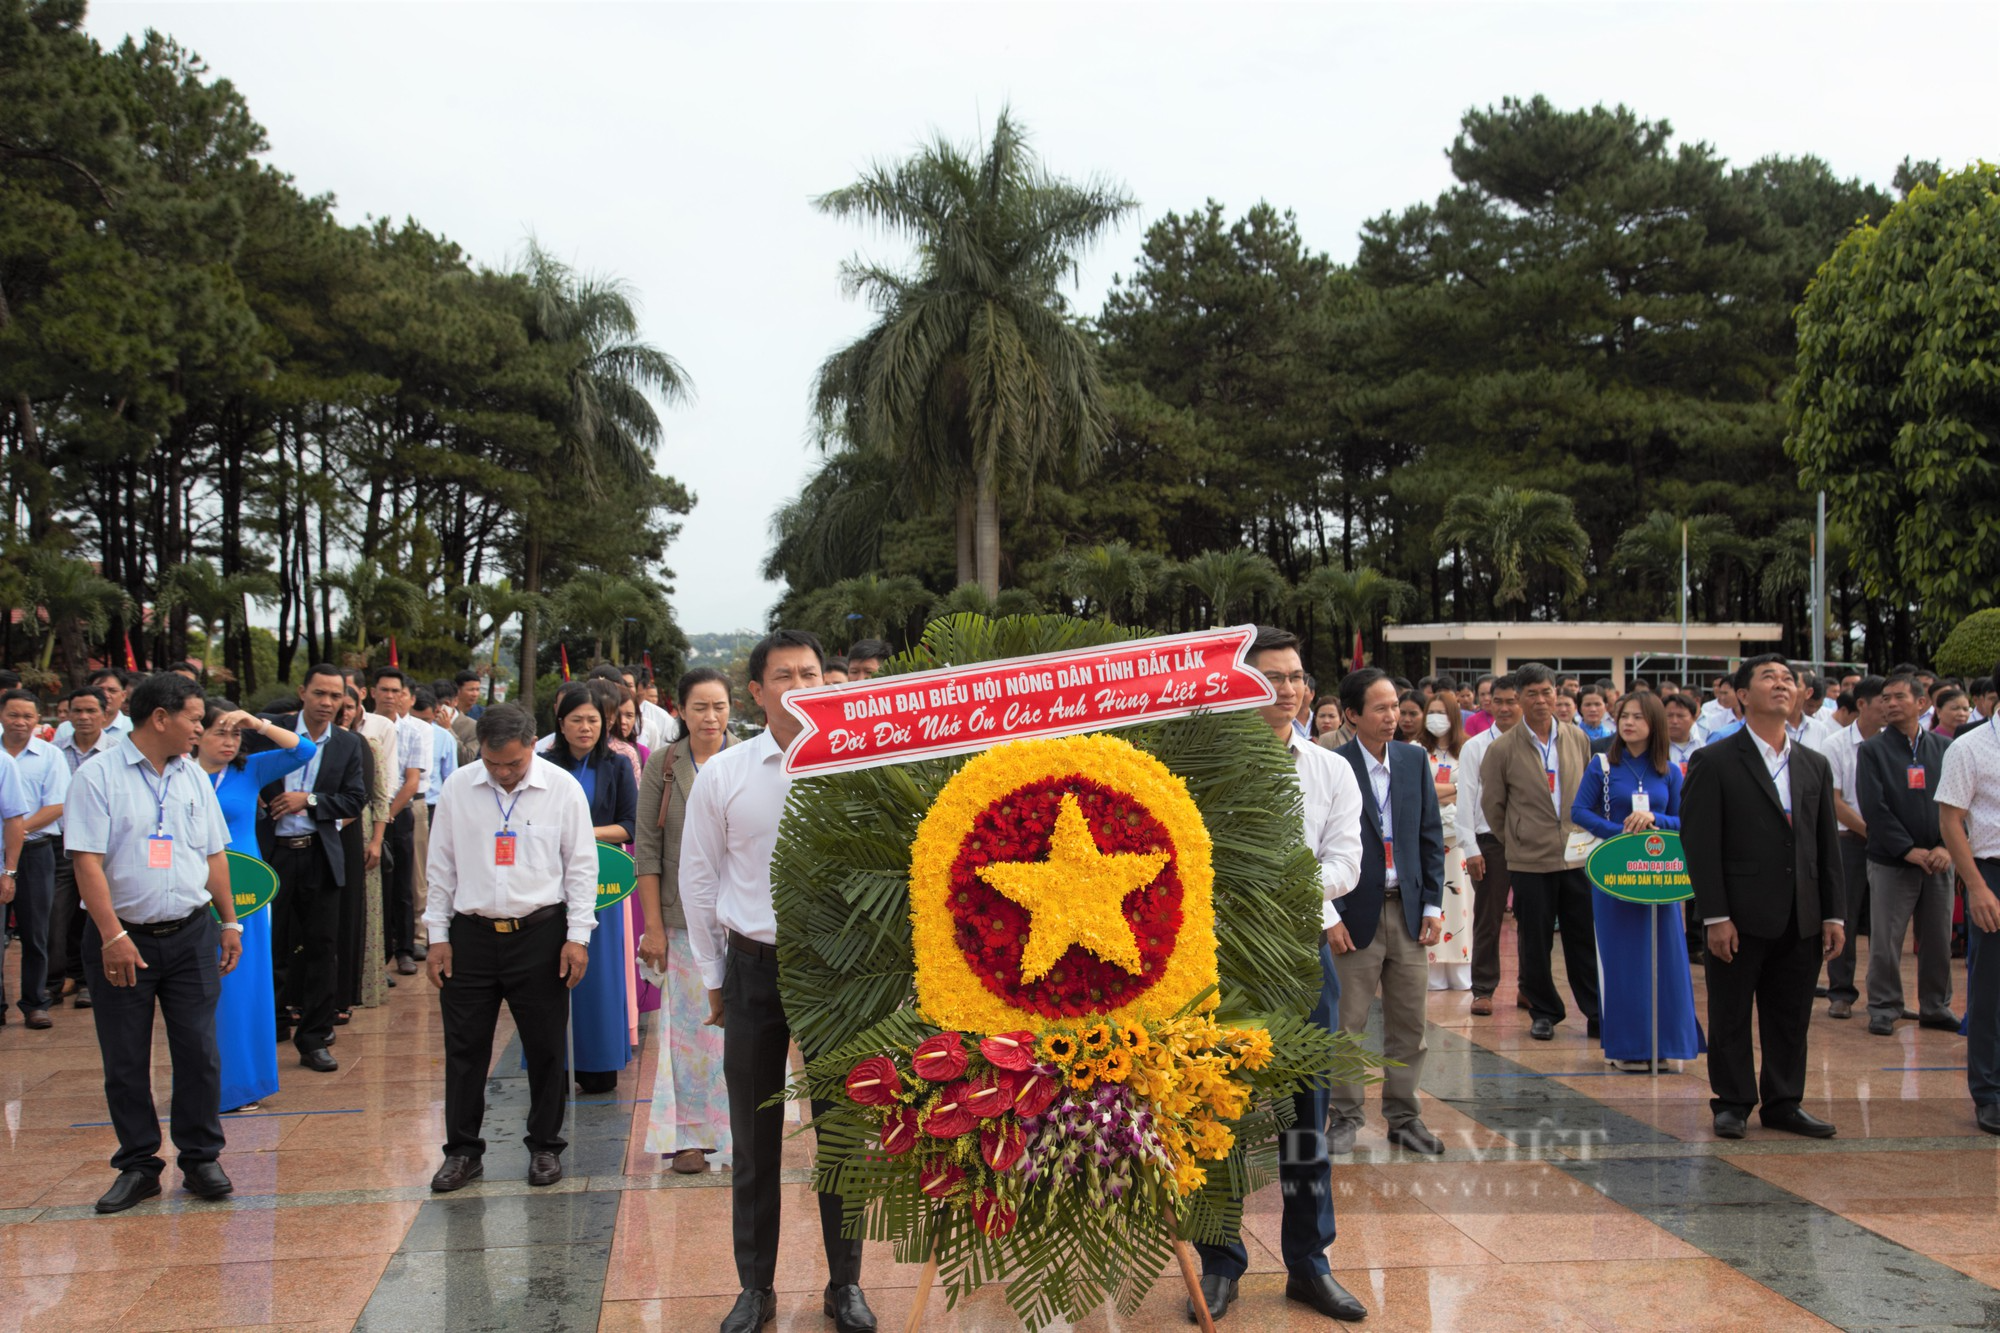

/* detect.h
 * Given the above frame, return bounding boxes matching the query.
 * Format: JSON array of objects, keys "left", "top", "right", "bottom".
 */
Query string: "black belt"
[
  {"left": 729, "top": 930, "right": 778, "bottom": 961},
  {"left": 276, "top": 835, "right": 316, "bottom": 850},
  {"left": 452, "top": 903, "right": 562, "bottom": 934},
  {"left": 118, "top": 906, "right": 210, "bottom": 938}
]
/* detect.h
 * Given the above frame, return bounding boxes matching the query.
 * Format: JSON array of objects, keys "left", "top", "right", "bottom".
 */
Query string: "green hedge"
[{"left": 1936, "top": 609, "right": 2000, "bottom": 680}]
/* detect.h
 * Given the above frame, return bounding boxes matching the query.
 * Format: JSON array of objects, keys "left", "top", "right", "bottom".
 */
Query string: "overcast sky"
[{"left": 92, "top": 1, "right": 1997, "bottom": 637}]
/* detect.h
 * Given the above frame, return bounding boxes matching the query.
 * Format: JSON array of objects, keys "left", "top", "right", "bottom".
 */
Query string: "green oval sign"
[
  {"left": 211, "top": 849, "right": 280, "bottom": 921},
  {"left": 1586, "top": 830, "right": 1694, "bottom": 905},
  {"left": 596, "top": 843, "right": 636, "bottom": 913}
]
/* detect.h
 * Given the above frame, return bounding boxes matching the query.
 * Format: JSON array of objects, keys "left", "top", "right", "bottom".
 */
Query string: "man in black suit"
[
  {"left": 1682, "top": 654, "right": 1846, "bottom": 1141},
  {"left": 256, "top": 665, "right": 368, "bottom": 1070}
]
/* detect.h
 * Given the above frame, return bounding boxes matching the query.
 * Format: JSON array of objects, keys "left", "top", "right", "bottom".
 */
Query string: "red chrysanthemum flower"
[
  {"left": 911, "top": 1031, "right": 969, "bottom": 1082},
  {"left": 844, "top": 1055, "right": 902, "bottom": 1108},
  {"left": 979, "top": 1031, "right": 1035, "bottom": 1071}
]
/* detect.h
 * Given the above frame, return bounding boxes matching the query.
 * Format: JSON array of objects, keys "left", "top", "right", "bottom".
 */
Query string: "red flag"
[
  {"left": 1350, "top": 629, "right": 1365, "bottom": 672},
  {"left": 642, "top": 649, "right": 653, "bottom": 675},
  {"left": 123, "top": 632, "right": 138, "bottom": 672},
  {"left": 559, "top": 644, "right": 572, "bottom": 682},
  {"left": 388, "top": 636, "right": 399, "bottom": 667}
]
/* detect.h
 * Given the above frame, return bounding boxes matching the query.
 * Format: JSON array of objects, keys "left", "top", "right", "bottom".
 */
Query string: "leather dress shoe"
[
  {"left": 1712, "top": 1110, "right": 1747, "bottom": 1139},
  {"left": 527, "top": 1150, "right": 563, "bottom": 1186},
  {"left": 299, "top": 1047, "right": 338, "bottom": 1073},
  {"left": 1187, "top": 1273, "right": 1236, "bottom": 1323},
  {"left": 1919, "top": 1014, "right": 1962, "bottom": 1031},
  {"left": 1285, "top": 1272, "right": 1367, "bottom": 1321},
  {"left": 1387, "top": 1119, "right": 1444, "bottom": 1155},
  {"left": 1325, "top": 1118, "right": 1358, "bottom": 1155},
  {"left": 1977, "top": 1104, "right": 2000, "bottom": 1136},
  {"left": 411, "top": 943, "right": 428, "bottom": 961},
  {"left": 1530, "top": 1017, "right": 1555, "bottom": 1041},
  {"left": 73, "top": 985, "right": 92, "bottom": 1009},
  {"left": 1470, "top": 995, "right": 1493, "bottom": 1015},
  {"left": 721, "top": 1287, "right": 775, "bottom": 1332},
  {"left": 95, "top": 1169, "right": 161, "bottom": 1214},
  {"left": 23, "top": 1008, "right": 52, "bottom": 1029},
  {"left": 430, "top": 1156, "right": 483, "bottom": 1192},
  {"left": 395, "top": 955, "right": 418, "bottom": 975},
  {"left": 1867, "top": 1014, "right": 1896, "bottom": 1036},
  {"left": 182, "top": 1160, "right": 234, "bottom": 1198},
  {"left": 822, "top": 1283, "right": 876, "bottom": 1333},
  {"left": 1828, "top": 999, "right": 1853, "bottom": 1019},
  {"left": 1763, "top": 1108, "right": 1836, "bottom": 1138}
]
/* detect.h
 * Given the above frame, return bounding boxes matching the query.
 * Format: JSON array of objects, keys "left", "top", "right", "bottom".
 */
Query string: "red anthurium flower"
[
  {"left": 919, "top": 1161, "right": 965, "bottom": 1199},
  {"left": 880, "top": 1107, "right": 919, "bottom": 1157},
  {"left": 844, "top": 1055, "right": 902, "bottom": 1108},
  {"left": 979, "top": 1031, "right": 1036, "bottom": 1071},
  {"left": 922, "top": 1089, "right": 977, "bottom": 1139},
  {"left": 912, "top": 1032, "right": 969, "bottom": 1082},
  {"left": 972, "top": 1191, "right": 1017, "bottom": 1238},
  {"left": 980, "top": 1120, "right": 1025, "bottom": 1171},
  {"left": 962, "top": 1076, "right": 1009, "bottom": 1120},
  {"left": 1012, "top": 1067, "right": 1060, "bottom": 1118}
]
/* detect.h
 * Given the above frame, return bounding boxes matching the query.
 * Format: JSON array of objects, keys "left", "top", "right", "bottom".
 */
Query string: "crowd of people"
[{"left": 1, "top": 631, "right": 1996, "bottom": 1332}]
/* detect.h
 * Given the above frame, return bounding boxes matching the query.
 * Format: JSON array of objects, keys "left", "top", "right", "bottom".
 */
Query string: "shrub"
[{"left": 1936, "top": 609, "right": 2000, "bottom": 680}]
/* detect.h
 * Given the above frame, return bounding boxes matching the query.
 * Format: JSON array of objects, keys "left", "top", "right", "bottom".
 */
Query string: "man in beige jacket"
[{"left": 1480, "top": 662, "right": 1601, "bottom": 1041}]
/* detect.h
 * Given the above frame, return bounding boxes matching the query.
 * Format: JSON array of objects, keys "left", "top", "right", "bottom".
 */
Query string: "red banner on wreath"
[{"left": 781, "top": 626, "right": 1276, "bottom": 777}]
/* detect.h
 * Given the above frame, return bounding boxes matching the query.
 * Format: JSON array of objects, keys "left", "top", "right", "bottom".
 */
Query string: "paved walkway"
[{"left": 3, "top": 923, "right": 1995, "bottom": 1331}]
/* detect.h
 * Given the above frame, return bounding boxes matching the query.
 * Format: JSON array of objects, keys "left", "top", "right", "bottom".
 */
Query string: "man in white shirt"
[
  {"left": 52, "top": 668, "right": 134, "bottom": 748},
  {"left": 1190, "top": 628, "right": 1366, "bottom": 1325},
  {"left": 1819, "top": 676, "right": 1883, "bottom": 1018},
  {"left": 2, "top": 689, "right": 70, "bottom": 1027},
  {"left": 49, "top": 686, "right": 120, "bottom": 1011},
  {"left": 1788, "top": 672, "right": 1837, "bottom": 752},
  {"left": 1938, "top": 668, "right": 2000, "bottom": 1136},
  {"left": 1459, "top": 674, "right": 1520, "bottom": 1015},
  {"left": 681, "top": 630, "right": 875, "bottom": 1333},
  {"left": 424, "top": 704, "right": 597, "bottom": 1192},
  {"left": 624, "top": 664, "right": 681, "bottom": 753},
  {"left": 372, "top": 668, "right": 431, "bottom": 972},
  {"left": 1697, "top": 674, "right": 1737, "bottom": 742}
]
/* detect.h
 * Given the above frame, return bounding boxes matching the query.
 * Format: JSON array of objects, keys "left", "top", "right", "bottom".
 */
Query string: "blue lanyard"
[
  {"left": 492, "top": 782, "right": 525, "bottom": 832},
  {"left": 136, "top": 761, "right": 175, "bottom": 837},
  {"left": 1533, "top": 727, "right": 1558, "bottom": 776},
  {"left": 1771, "top": 746, "right": 1793, "bottom": 810}
]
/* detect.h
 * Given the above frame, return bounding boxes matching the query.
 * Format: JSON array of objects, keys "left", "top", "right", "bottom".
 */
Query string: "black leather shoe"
[
  {"left": 721, "top": 1287, "right": 774, "bottom": 1333},
  {"left": 1187, "top": 1274, "right": 1236, "bottom": 1323},
  {"left": 527, "top": 1151, "right": 563, "bottom": 1186},
  {"left": 411, "top": 943, "right": 428, "bottom": 962},
  {"left": 1762, "top": 1109, "right": 1836, "bottom": 1138},
  {"left": 182, "top": 1160, "right": 233, "bottom": 1199},
  {"left": 822, "top": 1283, "right": 876, "bottom": 1333},
  {"left": 24, "top": 1008, "right": 52, "bottom": 1029},
  {"left": 299, "top": 1047, "right": 338, "bottom": 1073},
  {"left": 430, "top": 1156, "right": 483, "bottom": 1192},
  {"left": 1387, "top": 1119, "right": 1444, "bottom": 1155},
  {"left": 1919, "top": 1014, "right": 1962, "bottom": 1031},
  {"left": 1867, "top": 1014, "right": 1896, "bottom": 1036},
  {"left": 1325, "top": 1118, "right": 1358, "bottom": 1155},
  {"left": 395, "top": 955, "right": 418, "bottom": 975},
  {"left": 1713, "top": 1110, "right": 1746, "bottom": 1139},
  {"left": 73, "top": 985, "right": 92, "bottom": 1009},
  {"left": 1285, "top": 1272, "right": 1367, "bottom": 1321},
  {"left": 1530, "top": 1018, "right": 1554, "bottom": 1041},
  {"left": 1977, "top": 1104, "right": 2000, "bottom": 1136},
  {"left": 95, "top": 1170, "right": 160, "bottom": 1214}
]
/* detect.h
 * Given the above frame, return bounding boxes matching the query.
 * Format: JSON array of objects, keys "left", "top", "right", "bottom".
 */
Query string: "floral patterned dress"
[{"left": 1425, "top": 746, "right": 1472, "bottom": 989}]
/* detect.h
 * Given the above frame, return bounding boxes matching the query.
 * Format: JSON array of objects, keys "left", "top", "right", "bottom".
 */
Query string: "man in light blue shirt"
[
  {"left": 0, "top": 746, "right": 29, "bottom": 1024},
  {"left": 64, "top": 672, "right": 242, "bottom": 1213},
  {"left": 52, "top": 668, "right": 134, "bottom": 748},
  {"left": 2, "top": 689, "right": 71, "bottom": 1027}
]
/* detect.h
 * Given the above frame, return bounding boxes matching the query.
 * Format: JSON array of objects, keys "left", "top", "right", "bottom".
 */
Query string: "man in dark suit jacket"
[
  {"left": 255, "top": 666, "right": 368, "bottom": 1070},
  {"left": 1682, "top": 654, "right": 1845, "bottom": 1141},
  {"left": 1327, "top": 668, "right": 1448, "bottom": 1156}
]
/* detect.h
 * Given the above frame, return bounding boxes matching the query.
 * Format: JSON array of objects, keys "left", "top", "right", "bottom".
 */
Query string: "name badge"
[
  {"left": 1677, "top": 761, "right": 1688, "bottom": 778},
  {"left": 1437, "top": 765, "right": 1453, "bottom": 782},
  {"left": 1631, "top": 792, "right": 1651, "bottom": 815},
  {"left": 148, "top": 834, "right": 174, "bottom": 870},
  {"left": 494, "top": 832, "right": 517, "bottom": 866},
  {"left": 1908, "top": 766, "right": 1926, "bottom": 791},
  {"left": 1384, "top": 840, "right": 1395, "bottom": 874},
  {"left": 1546, "top": 770, "right": 1557, "bottom": 794}
]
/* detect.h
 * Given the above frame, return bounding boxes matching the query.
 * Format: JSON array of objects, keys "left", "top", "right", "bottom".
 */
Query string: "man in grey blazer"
[{"left": 1327, "top": 668, "right": 1447, "bottom": 1156}]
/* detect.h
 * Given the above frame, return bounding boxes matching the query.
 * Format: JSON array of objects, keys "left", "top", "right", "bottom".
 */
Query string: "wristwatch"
[
  {"left": 306, "top": 792, "right": 319, "bottom": 809},
  {"left": 220, "top": 922, "right": 244, "bottom": 933}
]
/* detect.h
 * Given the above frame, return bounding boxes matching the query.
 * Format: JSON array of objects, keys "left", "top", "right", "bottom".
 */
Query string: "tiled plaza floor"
[{"left": 3, "top": 921, "right": 1994, "bottom": 1331}]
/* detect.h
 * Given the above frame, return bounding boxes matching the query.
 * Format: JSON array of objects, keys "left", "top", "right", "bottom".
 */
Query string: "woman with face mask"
[{"left": 1418, "top": 694, "right": 1473, "bottom": 991}]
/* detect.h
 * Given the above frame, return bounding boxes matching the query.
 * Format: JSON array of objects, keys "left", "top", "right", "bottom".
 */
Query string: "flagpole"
[{"left": 1679, "top": 520, "right": 1688, "bottom": 676}]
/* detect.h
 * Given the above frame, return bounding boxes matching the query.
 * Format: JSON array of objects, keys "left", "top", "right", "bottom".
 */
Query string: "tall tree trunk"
[
  {"left": 973, "top": 470, "right": 999, "bottom": 599},
  {"left": 955, "top": 492, "right": 976, "bottom": 589},
  {"left": 0, "top": 279, "right": 51, "bottom": 544},
  {"left": 519, "top": 527, "right": 544, "bottom": 712}
]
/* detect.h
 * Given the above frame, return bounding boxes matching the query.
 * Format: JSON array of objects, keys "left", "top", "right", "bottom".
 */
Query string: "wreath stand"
[{"left": 899, "top": 1220, "right": 1216, "bottom": 1333}]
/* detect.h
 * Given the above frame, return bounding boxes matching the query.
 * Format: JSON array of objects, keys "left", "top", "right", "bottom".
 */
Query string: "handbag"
[{"left": 1563, "top": 753, "right": 1611, "bottom": 864}]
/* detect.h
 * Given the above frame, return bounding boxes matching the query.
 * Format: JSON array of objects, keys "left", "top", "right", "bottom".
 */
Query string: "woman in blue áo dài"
[{"left": 192, "top": 700, "right": 310, "bottom": 1112}]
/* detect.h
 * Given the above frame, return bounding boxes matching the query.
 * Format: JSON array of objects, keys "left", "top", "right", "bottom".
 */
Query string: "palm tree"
[
  {"left": 812, "top": 110, "right": 1136, "bottom": 597},
  {"left": 518, "top": 240, "right": 691, "bottom": 708},
  {"left": 935, "top": 582, "right": 1041, "bottom": 620},
  {"left": 1177, "top": 549, "right": 1285, "bottom": 627},
  {"left": 555, "top": 571, "right": 668, "bottom": 665},
  {"left": 1435, "top": 485, "right": 1590, "bottom": 615},
  {"left": 317, "top": 559, "right": 428, "bottom": 655},
  {"left": 454, "top": 577, "right": 543, "bottom": 691},
  {"left": 812, "top": 573, "right": 935, "bottom": 645},
  {"left": 1052, "top": 542, "right": 1166, "bottom": 623},
  {"left": 154, "top": 560, "right": 278, "bottom": 685},
  {"left": 1611, "top": 510, "right": 1743, "bottom": 617},
  {"left": 1296, "top": 563, "right": 1417, "bottom": 664},
  {"left": 23, "top": 552, "right": 130, "bottom": 683}
]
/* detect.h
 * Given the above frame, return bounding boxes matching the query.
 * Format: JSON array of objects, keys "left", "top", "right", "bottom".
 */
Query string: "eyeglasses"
[{"left": 1261, "top": 672, "right": 1308, "bottom": 687}]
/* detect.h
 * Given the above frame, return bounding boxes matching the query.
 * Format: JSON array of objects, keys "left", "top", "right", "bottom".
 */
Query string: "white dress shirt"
[
  {"left": 680, "top": 727, "right": 795, "bottom": 989},
  {"left": 1285, "top": 728, "right": 1363, "bottom": 931},
  {"left": 394, "top": 712, "right": 433, "bottom": 782},
  {"left": 1938, "top": 722, "right": 2000, "bottom": 860},
  {"left": 1668, "top": 735, "right": 1704, "bottom": 772},
  {"left": 423, "top": 755, "right": 600, "bottom": 945},
  {"left": 1819, "top": 721, "right": 1865, "bottom": 802},
  {"left": 1456, "top": 725, "right": 1501, "bottom": 846},
  {"left": 1337, "top": 741, "right": 1443, "bottom": 924},
  {"left": 1789, "top": 713, "right": 1836, "bottom": 753},
  {"left": 53, "top": 711, "right": 132, "bottom": 749},
  {"left": 1696, "top": 699, "right": 1733, "bottom": 741},
  {"left": 1704, "top": 727, "right": 1838, "bottom": 926}
]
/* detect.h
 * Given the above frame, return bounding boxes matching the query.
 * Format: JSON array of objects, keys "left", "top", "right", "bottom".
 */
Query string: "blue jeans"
[
  {"left": 1196, "top": 938, "right": 1341, "bottom": 1279},
  {"left": 1968, "top": 861, "right": 2000, "bottom": 1109}
]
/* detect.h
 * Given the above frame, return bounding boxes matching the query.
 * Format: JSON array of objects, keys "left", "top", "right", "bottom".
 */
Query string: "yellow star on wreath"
[{"left": 975, "top": 793, "right": 1169, "bottom": 984}]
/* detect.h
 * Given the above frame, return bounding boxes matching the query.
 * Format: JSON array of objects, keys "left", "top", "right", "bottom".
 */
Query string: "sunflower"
[
  {"left": 1066, "top": 1064, "right": 1097, "bottom": 1091},
  {"left": 1117, "top": 1022, "right": 1150, "bottom": 1055},
  {"left": 1038, "top": 1032, "right": 1077, "bottom": 1064},
  {"left": 1079, "top": 1022, "right": 1114, "bottom": 1056},
  {"left": 1099, "top": 1047, "right": 1133, "bottom": 1083}
]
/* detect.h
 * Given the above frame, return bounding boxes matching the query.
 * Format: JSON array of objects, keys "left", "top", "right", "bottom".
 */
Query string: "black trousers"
[
  {"left": 1705, "top": 917, "right": 1820, "bottom": 1119},
  {"left": 9, "top": 838, "right": 56, "bottom": 1012},
  {"left": 1470, "top": 831, "right": 1513, "bottom": 998},
  {"left": 438, "top": 911, "right": 570, "bottom": 1158},
  {"left": 723, "top": 942, "right": 862, "bottom": 1292},
  {"left": 1511, "top": 867, "right": 1600, "bottom": 1025},
  {"left": 83, "top": 911, "right": 224, "bottom": 1175},
  {"left": 273, "top": 840, "right": 342, "bottom": 1052},
  {"left": 336, "top": 821, "right": 367, "bottom": 1011},
  {"left": 383, "top": 807, "right": 416, "bottom": 958},
  {"left": 46, "top": 836, "right": 87, "bottom": 989},
  {"left": 1823, "top": 835, "right": 1870, "bottom": 1004}
]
